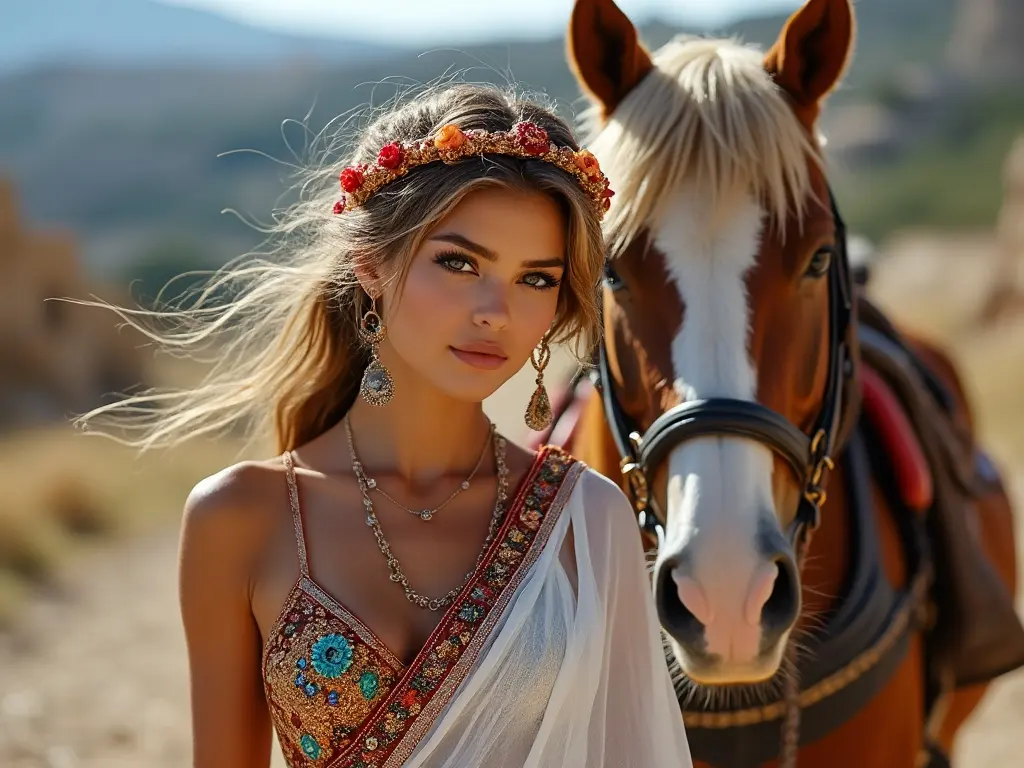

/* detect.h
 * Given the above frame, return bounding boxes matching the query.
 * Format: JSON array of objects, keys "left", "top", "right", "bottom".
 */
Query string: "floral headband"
[{"left": 332, "top": 121, "right": 614, "bottom": 219}]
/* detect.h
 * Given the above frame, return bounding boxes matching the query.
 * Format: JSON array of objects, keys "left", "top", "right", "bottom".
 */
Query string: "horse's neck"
[
  {"left": 799, "top": 461, "right": 853, "bottom": 630},
  {"left": 571, "top": 389, "right": 625, "bottom": 480},
  {"left": 802, "top": 444, "right": 912, "bottom": 632}
]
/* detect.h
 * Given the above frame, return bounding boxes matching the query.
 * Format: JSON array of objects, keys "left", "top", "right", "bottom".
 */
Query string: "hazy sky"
[{"left": 163, "top": 0, "right": 804, "bottom": 44}]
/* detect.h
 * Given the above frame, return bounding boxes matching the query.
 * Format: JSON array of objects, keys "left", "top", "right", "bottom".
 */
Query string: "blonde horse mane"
[{"left": 582, "top": 34, "right": 821, "bottom": 256}]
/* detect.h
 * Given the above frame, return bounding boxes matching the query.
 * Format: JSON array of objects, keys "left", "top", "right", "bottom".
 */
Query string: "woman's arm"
[{"left": 179, "top": 465, "right": 273, "bottom": 768}]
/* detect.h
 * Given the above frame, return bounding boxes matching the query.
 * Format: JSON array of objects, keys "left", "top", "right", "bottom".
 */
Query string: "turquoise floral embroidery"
[
  {"left": 300, "top": 734, "right": 322, "bottom": 760},
  {"left": 359, "top": 670, "right": 380, "bottom": 700},
  {"left": 310, "top": 633, "right": 353, "bottom": 679},
  {"left": 294, "top": 671, "right": 319, "bottom": 697},
  {"left": 457, "top": 602, "right": 485, "bottom": 622}
]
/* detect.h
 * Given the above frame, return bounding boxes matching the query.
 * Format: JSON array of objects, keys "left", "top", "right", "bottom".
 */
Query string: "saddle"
[{"left": 856, "top": 295, "right": 1024, "bottom": 690}]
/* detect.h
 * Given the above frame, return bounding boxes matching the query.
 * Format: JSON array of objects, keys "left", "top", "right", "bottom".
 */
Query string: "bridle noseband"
[{"left": 597, "top": 188, "right": 855, "bottom": 553}]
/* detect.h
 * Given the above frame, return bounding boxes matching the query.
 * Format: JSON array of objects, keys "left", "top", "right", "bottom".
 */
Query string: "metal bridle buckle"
[
  {"left": 619, "top": 432, "right": 650, "bottom": 514},
  {"left": 620, "top": 459, "right": 650, "bottom": 513},
  {"left": 804, "top": 429, "right": 835, "bottom": 519}
]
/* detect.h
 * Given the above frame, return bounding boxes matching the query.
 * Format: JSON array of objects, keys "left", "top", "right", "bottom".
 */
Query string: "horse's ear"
[
  {"left": 764, "top": 0, "right": 854, "bottom": 115},
  {"left": 567, "top": 0, "right": 654, "bottom": 119}
]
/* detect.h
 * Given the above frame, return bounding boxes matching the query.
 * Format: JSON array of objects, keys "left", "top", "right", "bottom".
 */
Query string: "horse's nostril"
[
  {"left": 655, "top": 562, "right": 705, "bottom": 645},
  {"left": 761, "top": 554, "right": 799, "bottom": 634}
]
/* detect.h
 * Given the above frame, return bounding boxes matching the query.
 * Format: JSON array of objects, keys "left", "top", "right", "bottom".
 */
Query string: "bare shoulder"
[{"left": 180, "top": 456, "right": 291, "bottom": 574}]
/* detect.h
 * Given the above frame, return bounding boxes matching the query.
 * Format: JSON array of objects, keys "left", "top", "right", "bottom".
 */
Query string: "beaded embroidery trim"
[
  {"left": 262, "top": 446, "right": 579, "bottom": 768},
  {"left": 330, "top": 446, "right": 578, "bottom": 768},
  {"left": 383, "top": 456, "right": 585, "bottom": 768},
  {"left": 333, "top": 122, "right": 614, "bottom": 220}
]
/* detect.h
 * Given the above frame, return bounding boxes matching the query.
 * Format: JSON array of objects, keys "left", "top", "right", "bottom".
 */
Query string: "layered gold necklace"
[{"left": 344, "top": 416, "right": 510, "bottom": 612}]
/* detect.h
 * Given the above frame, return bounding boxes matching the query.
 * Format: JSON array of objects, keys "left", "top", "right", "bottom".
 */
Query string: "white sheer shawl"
[{"left": 397, "top": 464, "right": 693, "bottom": 768}]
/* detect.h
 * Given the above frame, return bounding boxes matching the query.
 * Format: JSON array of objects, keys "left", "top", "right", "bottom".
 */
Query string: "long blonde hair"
[{"left": 76, "top": 84, "right": 606, "bottom": 453}]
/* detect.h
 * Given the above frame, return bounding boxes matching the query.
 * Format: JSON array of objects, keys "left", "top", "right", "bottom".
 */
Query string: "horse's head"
[{"left": 569, "top": 0, "right": 855, "bottom": 685}]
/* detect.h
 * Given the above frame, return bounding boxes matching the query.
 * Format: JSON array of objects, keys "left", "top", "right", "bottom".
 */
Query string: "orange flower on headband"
[
  {"left": 573, "top": 149, "right": 602, "bottom": 179},
  {"left": 434, "top": 124, "right": 467, "bottom": 151}
]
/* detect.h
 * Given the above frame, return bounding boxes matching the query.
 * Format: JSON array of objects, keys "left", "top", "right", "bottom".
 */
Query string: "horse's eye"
[{"left": 805, "top": 247, "right": 833, "bottom": 278}]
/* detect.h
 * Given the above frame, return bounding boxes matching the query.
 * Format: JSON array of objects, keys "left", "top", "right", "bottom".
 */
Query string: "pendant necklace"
[{"left": 345, "top": 416, "right": 510, "bottom": 611}]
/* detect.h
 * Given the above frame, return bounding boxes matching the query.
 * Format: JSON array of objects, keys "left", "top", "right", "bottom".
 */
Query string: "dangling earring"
[
  {"left": 525, "top": 334, "right": 553, "bottom": 431},
  {"left": 358, "top": 297, "right": 394, "bottom": 407}
]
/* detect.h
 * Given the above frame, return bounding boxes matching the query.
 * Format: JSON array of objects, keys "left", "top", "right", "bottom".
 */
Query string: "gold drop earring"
[
  {"left": 525, "top": 333, "right": 553, "bottom": 431},
  {"left": 358, "top": 297, "right": 394, "bottom": 407}
]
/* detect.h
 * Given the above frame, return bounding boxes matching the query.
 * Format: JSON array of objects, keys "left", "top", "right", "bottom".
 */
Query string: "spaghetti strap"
[{"left": 281, "top": 450, "right": 310, "bottom": 579}]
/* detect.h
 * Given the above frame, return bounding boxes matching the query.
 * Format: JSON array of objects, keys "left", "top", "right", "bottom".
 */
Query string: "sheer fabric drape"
[{"left": 399, "top": 468, "right": 693, "bottom": 768}]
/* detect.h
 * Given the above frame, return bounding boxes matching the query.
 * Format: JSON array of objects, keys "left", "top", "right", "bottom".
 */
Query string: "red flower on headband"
[
  {"left": 339, "top": 165, "right": 366, "bottom": 193},
  {"left": 514, "top": 122, "right": 549, "bottom": 156},
  {"left": 333, "top": 199, "right": 345, "bottom": 215},
  {"left": 377, "top": 142, "right": 404, "bottom": 169},
  {"left": 602, "top": 186, "right": 615, "bottom": 211}
]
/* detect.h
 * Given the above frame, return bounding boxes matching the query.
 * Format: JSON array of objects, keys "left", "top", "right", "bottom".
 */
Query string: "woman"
[{"left": 82, "top": 83, "right": 692, "bottom": 767}]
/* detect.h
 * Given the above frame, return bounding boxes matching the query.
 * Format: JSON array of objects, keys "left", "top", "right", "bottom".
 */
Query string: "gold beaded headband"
[{"left": 333, "top": 121, "right": 614, "bottom": 220}]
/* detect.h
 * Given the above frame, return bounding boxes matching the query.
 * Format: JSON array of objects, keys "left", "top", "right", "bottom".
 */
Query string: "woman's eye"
[
  {"left": 437, "top": 254, "right": 474, "bottom": 273},
  {"left": 522, "top": 273, "right": 560, "bottom": 289},
  {"left": 805, "top": 247, "right": 833, "bottom": 278}
]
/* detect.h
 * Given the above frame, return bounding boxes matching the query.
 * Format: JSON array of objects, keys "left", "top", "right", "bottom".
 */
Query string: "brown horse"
[{"left": 554, "top": 0, "right": 1024, "bottom": 766}]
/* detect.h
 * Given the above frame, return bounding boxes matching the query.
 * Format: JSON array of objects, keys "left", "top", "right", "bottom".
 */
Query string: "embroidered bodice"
[{"left": 261, "top": 446, "right": 576, "bottom": 768}]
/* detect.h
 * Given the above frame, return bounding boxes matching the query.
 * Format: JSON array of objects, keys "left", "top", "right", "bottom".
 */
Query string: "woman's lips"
[{"left": 449, "top": 344, "right": 508, "bottom": 370}]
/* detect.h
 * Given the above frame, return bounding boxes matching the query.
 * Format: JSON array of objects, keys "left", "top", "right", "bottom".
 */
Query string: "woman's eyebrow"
[
  {"left": 430, "top": 232, "right": 565, "bottom": 270},
  {"left": 429, "top": 232, "right": 497, "bottom": 260},
  {"left": 522, "top": 257, "right": 565, "bottom": 269}
]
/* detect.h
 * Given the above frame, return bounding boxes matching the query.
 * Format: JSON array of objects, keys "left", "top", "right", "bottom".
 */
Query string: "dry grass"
[
  {"left": 0, "top": 402, "right": 258, "bottom": 626},
  {"left": 867, "top": 231, "right": 1024, "bottom": 462}
]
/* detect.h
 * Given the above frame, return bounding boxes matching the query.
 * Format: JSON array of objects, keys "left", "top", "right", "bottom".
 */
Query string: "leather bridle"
[{"left": 596, "top": 187, "right": 855, "bottom": 554}]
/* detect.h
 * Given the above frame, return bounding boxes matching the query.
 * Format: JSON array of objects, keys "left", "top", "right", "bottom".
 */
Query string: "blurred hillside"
[
  {"left": 0, "top": 0, "right": 1021, "bottom": 292},
  {"left": 4, "top": 0, "right": 399, "bottom": 71}
]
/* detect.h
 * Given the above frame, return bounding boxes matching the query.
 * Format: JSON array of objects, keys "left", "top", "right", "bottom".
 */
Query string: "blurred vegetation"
[
  {"left": 837, "top": 89, "right": 1024, "bottom": 241},
  {"left": 125, "top": 238, "right": 223, "bottom": 308},
  {"left": 0, "top": 331, "right": 263, "bottom": 625},
  {"left": 0, "top": 422, "right": 257, "bottom": 626}
]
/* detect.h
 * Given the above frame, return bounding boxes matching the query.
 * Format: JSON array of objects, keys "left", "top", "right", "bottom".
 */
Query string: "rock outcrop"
[
  {"left": 980, "top": 136, "right": 1024, "bottom": 322},
  {"left": 0, "top": 179, "right": 147, "bottom": 430}
]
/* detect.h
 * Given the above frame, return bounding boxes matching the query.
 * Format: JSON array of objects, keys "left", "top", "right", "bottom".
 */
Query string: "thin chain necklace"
[
  {"left": 344, "top": 416, "right": 510, "bottom": 612},
  {"left": 358, "top": 422, "right": 493, "bottom": 521}
]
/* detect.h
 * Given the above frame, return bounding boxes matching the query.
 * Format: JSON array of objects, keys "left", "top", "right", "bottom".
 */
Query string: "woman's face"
[{"left": 379, "top": 186, "right": 567, "bottom": 404}]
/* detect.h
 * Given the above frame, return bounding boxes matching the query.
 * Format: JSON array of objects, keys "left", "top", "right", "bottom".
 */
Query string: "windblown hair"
[
  {"left": 582, "top": 35, "right": 820, "bottom": 257},
  {"left": 76, "top": 83, "right": 605, "bottom": 453}
]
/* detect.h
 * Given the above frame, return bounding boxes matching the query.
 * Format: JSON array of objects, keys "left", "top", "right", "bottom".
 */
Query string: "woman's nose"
[{"left": 470, "top": 283, "right": 511, "bottom": 330}]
